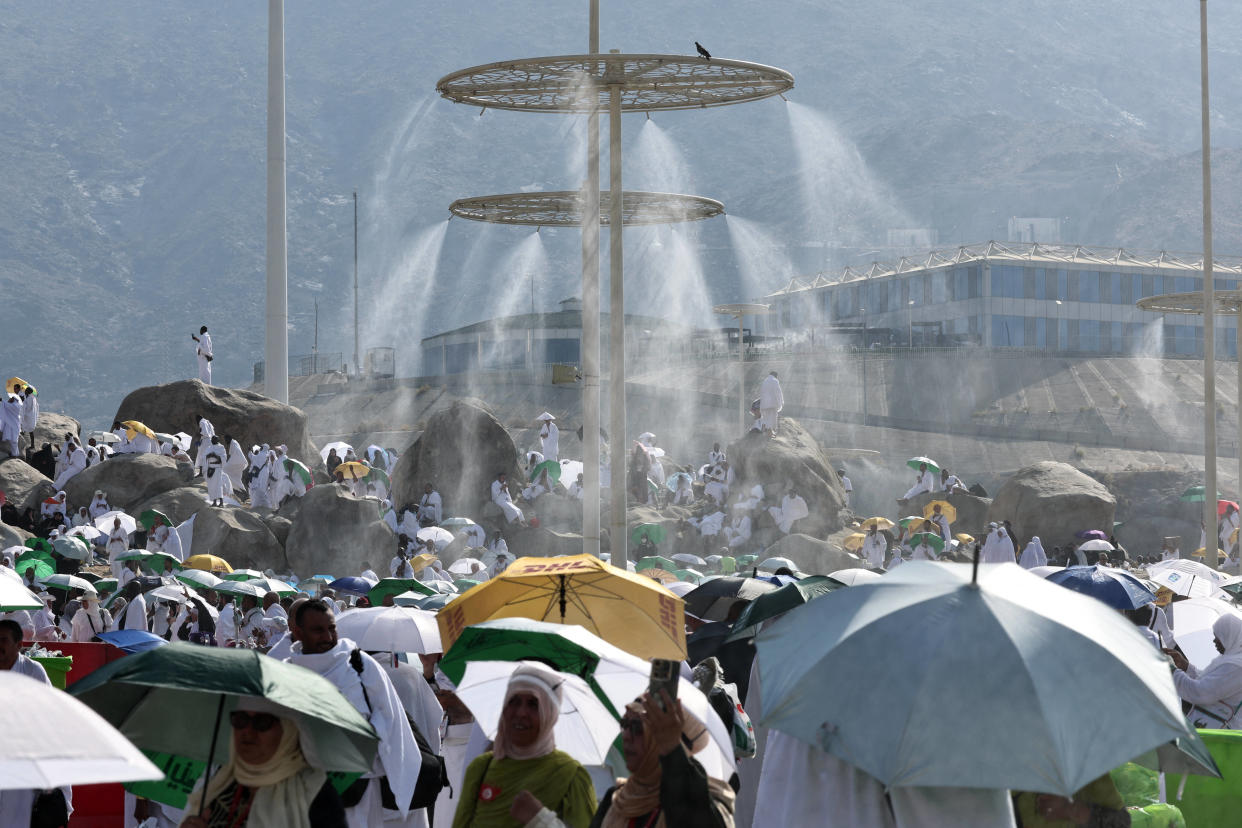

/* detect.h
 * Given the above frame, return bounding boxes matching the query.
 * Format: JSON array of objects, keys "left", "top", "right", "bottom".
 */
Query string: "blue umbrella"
[
  {"left": 417, "top": 593, "right": 454, "bottom": 611},
  {"left": 1044, "top": 565, "right": 1154, "bottom": 610},
  {"left": 666, "top": 472, "right": 693, "bottom": 493},
  {"left": 326, "top": 576, "right": 377, "bottom": 597},
  {"left": 97, "top": 630, "right": 169, "bottom": 654}
]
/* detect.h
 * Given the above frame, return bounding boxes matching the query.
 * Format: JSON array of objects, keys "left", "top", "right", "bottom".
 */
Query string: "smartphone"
[{"left": 648, "top": 658, "right": 680, "bottom": 710}]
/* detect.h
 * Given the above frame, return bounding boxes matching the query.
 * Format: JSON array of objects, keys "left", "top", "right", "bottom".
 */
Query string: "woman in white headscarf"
[
  {"left": 70, "top": 593, "right": 109, "bottom": 642},
  {"left": 106, "top": 516, "right": 130, "bottom": 580},
  {"left": 181, "top": 700, "right": 345, "bottom": 828},
  {"left": 1168, "top": 613, "right": 1242, "bottom": 729},
  {"left": 1018, "top": 536, "right": 1047, "bottom": 569},
  {"left": 89, "top": 490, "right": 111, "bottom": 520}
]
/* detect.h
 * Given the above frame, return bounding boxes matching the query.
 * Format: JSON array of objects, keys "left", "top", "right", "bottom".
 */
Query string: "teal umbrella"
[
  {"left": 908, "top": 532, "right": 946, "bottom": 552},
  {"left": 223, "top": 569, "right": 265, "bottom": 582},
  {"left": 727, "top": 575, "right": 843, "bottom": 642},
  {"left": 14, "top": 551, "right": 54, "bottom": 581},
  {"left": 1181, "top": 486, "right": 1224, "bottom": 503},
  {"left": 757, "top": 561, "right": 1199, "bottom": 796},
  {"left": 631, "top": 524, "right": 667, "bottom": 546},
  {"left": 138, "top": 509, "right": 172, "bottom": 531},
  {"left": 529, "top": 460, "right": 562, "bottom": 483},
  {"left": 52, "top": 536, "right": 91, "bottom": 561},
  {"left": 69, "top": 643, "right": 378, "bottom": 787},
  {"left": 636, "top": 555, "right": 676, "bottom": 572},
  {"left": 369, "top": 578, "right": 435, "bottom": 604}
]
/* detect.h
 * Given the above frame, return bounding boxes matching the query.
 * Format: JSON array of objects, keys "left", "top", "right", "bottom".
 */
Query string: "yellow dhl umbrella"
[
  {"left": 408, "top": 553, "right": 438, "bottom": 573},
  {"left": 335, "top": 461, "right": 371, "bottom": 481},
  {"left": 923, "top": 500, "right": 957, "bottom": 523},
  {"left": 1191, "top": 547, "right": 1228, "bottom": 560},
  {"left": 5, "top": 377, "right": 34, "bottom": 395},
  {"left": 183, "top": 554, "right": 233, "bottom": 573},
  {"left": 437, "top": 553, "right": 686, "bottom": 661},
  {"left": 955, "top": 533, "right": 975, "bottom": 544},
  {"left": 122, "top": 420, "right": 157, "bottom": 441},
  {"left": 842, "top": 532, "right": 867, "bottom": 552},
  {"left": 859, "top": 517, "right": 894, "bottom": 531}
]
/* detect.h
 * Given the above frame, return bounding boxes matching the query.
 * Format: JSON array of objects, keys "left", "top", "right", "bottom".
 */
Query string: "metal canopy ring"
[
  {"left": 1136, "top": 291, "right": 1242, "bottom": 315},
  {"left": 449, "top": 190, "right": 724, "bottom": 226},
  {"left": 436, "top": 53, "right": 794, "bottom": 113}
]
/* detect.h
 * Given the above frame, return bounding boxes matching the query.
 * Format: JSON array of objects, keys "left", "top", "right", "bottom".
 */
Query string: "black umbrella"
[{"left": 683, "top": 577, "right": 779, "bottom": 623}]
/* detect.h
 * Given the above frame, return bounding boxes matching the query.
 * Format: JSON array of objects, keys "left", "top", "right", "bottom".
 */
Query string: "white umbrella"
[
  {"left": 93, "top": 510, "right": 136, "bottom": 534},
  {"left": 1149, "top": 558, "right": 1231, "bottom": 583},
  {"left": 665, "top": 581, "right": 698, "bottom": 598},
  {"left": 319, "top": 441, "right": 353, "bottom": 464},
  {"left": 559, "top": 459, "right": 585, "bottom": 483},
  {"left": 672, "top": 553, "right": 708, "bottom": 567},
  {"left": 392, "top": 591, "right": 429, "bottom": 608},
  {"left": 218, "top": 580, "right": 266, "bottom": 599},
  {"left": 757, "top": 556, "right": 798, "bottom": 572},
  {"left": 1148, "top": 566, "right": 1228, "bottom": 600},
  {"left": 67, "top": 525, "right": 103, "bottom": 543},
  {"left": 147, "top": 584, "right": 193, "bottom": 604},
  {"left": 0, "top": 578, "right": 42, "bottom": 611},
  {"left": 447, "top": 557, "right": 484, "bottom": 576},
  {"left": 1171, "top": 596, "right": 1242, "bottom": 671},
  {"left": 40, "top": 574, "right": 97, "bottom": 595},
  {"left": 536, "top": 412, "right": 556, "bottom": 422},
  {"left": 176, "top": 569, "right": 222, "bottom": 591},
  {"left": 1077, "top": 539, "right": 1115, "bottom": 552},
  {"left": 0, "top": 672, "right": 163, "bottom": 790},
  {"left": 637, "top": 432, "right": 656, "bottom": 444},
  {"left": 455, "top": 661, "right": 621, "bottom": 766},
  {"left": 335, "top": 606, "right": 442, "bottom": 654},
  {"left": 416, "top": 526, "right": 454, "bottom": 551}
]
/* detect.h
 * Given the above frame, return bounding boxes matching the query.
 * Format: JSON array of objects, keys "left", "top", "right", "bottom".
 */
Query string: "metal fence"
[{"left": 253, "top": 352, "right": 345, "bottom": 384}]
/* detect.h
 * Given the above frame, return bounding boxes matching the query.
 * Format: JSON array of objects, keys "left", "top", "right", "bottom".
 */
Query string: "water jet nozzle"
[{"left": 779, "top": 93, "right": 789, "bottom": 102}]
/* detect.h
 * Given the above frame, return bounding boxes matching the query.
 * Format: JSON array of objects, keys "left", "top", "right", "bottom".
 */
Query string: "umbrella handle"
[
  {"left": 559, "top": 575, "right": 568, "bottom": 621},
  {"left": 971, "top": 544, "right": 981, "bottom": 584}
]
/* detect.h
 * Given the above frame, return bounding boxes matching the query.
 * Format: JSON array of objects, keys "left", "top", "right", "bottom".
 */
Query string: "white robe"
[
  {"left": 224, "top": 440, "right": 248, "bottom": 491},
  {"left": 491, "top": 480, "right": 523, "bottom": 524},
  {"left": 21, "top": 393, "right": 38, "bottom": 434},
  {"left": 1018, "top": 537, "right": 1047, "bottom": 569},
  {"left": 689, "top": 510, "right": 726, "bottom": 537},
  {"left": 758, "top": 374, "right": 784, "bottom": 432},
  {"left": 981, "top": 530, "right": 1016, "bottom": 564},
  {"left": 768, "top": 495, "right": 809, "bottom": 535},
  {"left": 724, "top": 514, "right": 752, "bottom": 548},
  {"left": 107, "top": 526, "right": 131, "bottom": 579},
  {"left": 902, "top": 470, "right": 935, "bottom": 500},
  {"left": 89, "top": 496, "right": 111, "bottom": 520},
  {"left": 930, "top": 513, "right": 952, "bottom": 543},
  {"left": 203, "top": 444, "right": 228, "bottom": 501},
  {"left": 862, "top": 534, "right": 888, "bottom": 568},
  {"left": 417, "top": 491, "right": 442, "bottom": 525},
  {"left": 0, "top": 396, "right": 21, "bottom": 453},
  {"left": 196, "top": 332, "right": 213, "bottom": 383},
  {"left": 52, "top": 445, "right": 87, "bottom": 489},
  {"left": 911, "top": 542, "right": 937, "bottom": 561},
  {"left": 539, "top": 421, "right": 559, "bottom": 462}
]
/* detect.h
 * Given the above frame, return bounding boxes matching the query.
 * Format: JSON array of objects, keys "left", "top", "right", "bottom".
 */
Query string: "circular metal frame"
[
  {"left": 1136, "top": 291, "right": 1242, "bottom": 315},
  {"left": 437, "top": 53, "right": 794, "bottom": 113},
  {"left": 449, "top": 190, "right": 724, "bottom": 226}
]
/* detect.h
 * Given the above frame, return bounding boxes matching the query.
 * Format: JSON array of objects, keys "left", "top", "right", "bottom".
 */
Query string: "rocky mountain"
[{"left": 4, "top": 0, "right": 1242, "bottom": 424}]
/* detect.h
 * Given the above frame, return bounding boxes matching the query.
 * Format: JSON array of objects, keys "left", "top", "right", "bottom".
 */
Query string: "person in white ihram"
[
  {"left": 981, "top": 523, "right": 1017, "bottom": 564},
  {"left": 52, "top": 438, "right": 87, "bottom": 490},
  {"left": 192, "top": 325, "right": 213, "bottom": 384},
  {"left": 900, "top": 463, "right": 935, "bottom": 502},
  {"left": 1, "top": 392, "right": 23, "bottom": 456},
  {"left": 837, "top": 468, "right": 852, "bottom": 507},
  {"left": 20, "top": 385, "right": 38, "bottom": 453},
  {"left": 491, "top": 472, "right": 525, "bottom": 525},
  {"left": 193, "top": 414, "right": 215, "bottom": 477},
  {"left": 758, "top": 370, "right": 783, "bottom": 436},
  {"left": 768, "top": 488, "right": 809, "bottom": 535},
  {"left": 537, "top": 412, "right": 559, "bottom": 462},
  {"left": 862, "top": 524, "right": 888, "bottom": 569},
  {"left": 1168, "top": 613, "right": 1242, "bottom": 730}
]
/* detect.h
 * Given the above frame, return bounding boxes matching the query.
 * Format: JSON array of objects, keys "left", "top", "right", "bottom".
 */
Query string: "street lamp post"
[{"left": 1200, "top": 0, "right": 1220, "bottom": 568}]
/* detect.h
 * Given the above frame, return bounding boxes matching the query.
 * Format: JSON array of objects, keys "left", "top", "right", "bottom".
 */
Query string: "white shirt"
[{"left": 196, "top": 332, "right": 213, "bottom": 359}]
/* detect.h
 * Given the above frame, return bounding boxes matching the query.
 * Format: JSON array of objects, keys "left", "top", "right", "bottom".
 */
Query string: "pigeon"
[{"left": 695, "top": 41, "right": 711, "bottom": 61}]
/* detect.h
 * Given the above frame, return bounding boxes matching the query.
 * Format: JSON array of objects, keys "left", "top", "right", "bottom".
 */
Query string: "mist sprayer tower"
[{"left": 436, "top": 11, "right": 793, "bottom": 565}]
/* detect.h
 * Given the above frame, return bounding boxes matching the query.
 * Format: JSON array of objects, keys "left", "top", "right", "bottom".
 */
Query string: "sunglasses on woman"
[{"left": 229, "top": 712, "right": 278, "bottom": 733}]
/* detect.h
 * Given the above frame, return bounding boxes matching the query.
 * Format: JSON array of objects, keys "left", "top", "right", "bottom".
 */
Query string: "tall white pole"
[
  {"left": 1201, "top": 0, "right": 1220, "bottom": 568},
  {"left": 354, "top": 191, "right": 360, "bottom": 377},
  {"left": 265, "top": 0, "right": 289, "bottom": 403},
  {"left": 581, "top": 0, "right": 602, "bottom": 558},
  {"left": 738, "top": 315, "right": 746, "bottom": 434},
  {"left": 608, "top": 80, "right": 627, "bottom": 565}
]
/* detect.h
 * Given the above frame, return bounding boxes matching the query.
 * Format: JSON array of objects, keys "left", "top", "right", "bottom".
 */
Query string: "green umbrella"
[
  {"left": 369, "top": 578, "right": 435, "bottom": 604},
  {"left": 93, "top": 578, "right": 119, "bottom": 596},
  {"left": 24, "top": 538, "right": 53, "bottom": 556},
  {"left": 1181, "top": 486, "right": 1224, "bottom": 503},
  {"left": 138, "top": 509, "right": 172, "bottom": 531},
  {"left": 675, "top": 568, "right": 705, "bottom": 584},
  {"left": 70, "top": 644, "right": 378, "bottom": 806},
  {"left": 14, "top": 552, "right": 55, "bottom": 581},
  {"left": 417, "top": 593, "right": 454, "bottom": 611},
  {"left": 636, "top": 555, "right": 677, "bottom": 572},
  {"left": 909, "top": 532, "right": 946, "bottom": 552},
  {"left": 175, "top": 570, "right": 222, "bottom": 591},
  {"left": 116, "top": 550, "right": 157, "bottom": 564},
  {"left": 223, "top": 569, "right": 265, "bottom": 581},
  {"left": 239, "top": 576, "right": 298, "bottom": 597},
  {"left": 727, "top": 575, "right": 843, "bottom": 642},
  {"left": 529, "top": 460, "right": 562, "bottom": 483},
  {"left": 366, "top": 467, "right": 391, "bottom": 488},
  {"left": 141, "top": 552, "right": 183, "bottom": 575},
  {"left": 631, "top": 524, "right": 667, "bottom": 546},
  {"left": 906, "top": 456, "right": 941, "bottom": 474},
  {"left": 898, "top": 514, "right": 930, "bottom": 530},
  {"left": 216, "top": 580, "right": 267, "bottom": 599},
  {"left": 453, "top": 578, "right": 483, "bottom": 594},
  {"left": 284, "top": 457, "right": 314, "bottom": 492}
]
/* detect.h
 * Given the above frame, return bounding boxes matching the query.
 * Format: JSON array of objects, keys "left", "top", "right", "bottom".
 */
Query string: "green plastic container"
[
  {"left": 1175, "top": 729, "right": 1242, "bottom": 826},
  {"left": 1127, "top": 803, "right": 1186, "bottom": 828},
  {"left": 31, "top": 655, "right": 72, "bottom": 689}
]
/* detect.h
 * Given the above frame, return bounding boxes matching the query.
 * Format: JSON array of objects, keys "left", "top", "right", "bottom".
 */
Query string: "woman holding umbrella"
[
  {"left": 1167, "top": 614, "right": 1242, "bottom": 729},
  {"left": 106, "top": 516, "right": 130, "bottom": 579},
  {"left": 452, "top": 662, "right": 596, "bottom": 827},
  {"left": 181, "top": 699, "right": 347, "bottom": 828}
]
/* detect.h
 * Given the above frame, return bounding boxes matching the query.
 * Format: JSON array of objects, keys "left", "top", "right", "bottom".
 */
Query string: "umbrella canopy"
[
  {"left": 41, "top": 573, "right": 97, "bottom": 594},
  {"left": 674, "top": 569, "right": 705, "bottom": 585},
  {"left": 94, "top": 510, "right": 137, "bottom": 534},
  {"left": 5, "top": 377, "right": 34, "bottom": 395},
  {"left": 841, "top": 533, "right": 866, "bottom": 552},
  {"left": 14, "top": 552, "right": 54, "bottom": 582},
  {"left": 175, "top": 569, "right": 223, "bottom": 591},
  {"left": 908, "top": 532, "right": 946, "bottom": 552},
  {"left": 448, "top": 557, "right": 484, "bottom": 576},
  {"left": 1182, "top": 486, "right": 1224, "bottom": 502},
  {"left": 666, "top": 471, "right": 694, "bottom": 493},
  {"left": 66, "top": 525, "right": 103, "bottom": 543},
  {"left": 635, "top": 555, "right": 677, "bottom": 572},
  {"left": 1077, "top": 538, "right": 1115, "bottom": 552},
  {"left": 141, "top": 552, "right": 183, "bottom": 575},
  {"left": 137, "top": 510, "right": 172, "bottom": 531},
  {"left": 302, "top": 574, "right": 336, "bottom": 587},
  {"left": 222, "top": 569, "right": 265, "bottom": 581},
  {"left": 1170, "top": 597, "right": 1242, "bottom": 671},
  {"left": 336, "top": 605, "right": 443, "bottom": 654},
  {"left": 757, "top": 556, "right": 798, "bottom": 572},
  {"left": 1044, "top": 565, "right": 1155, "bottom": 610},
  {"left": 326, "top": 576, "right": 377, "bottom": 597},
  {"left": 0, "top": 578, "right": 43, "bottom": 612},
  {"left": 897, "top": 515, "right": 927, "bottom": 530},
  {"left": 115, "top": 550, "right": 157, "bottom": 565},
  {"left": 727, "top": 575, "right": 843, "bottom": 642},
  {"left": 906, "top": 456, "right": 940, "bottom": 473},
  {"left": 51, "top": 536, "right": 91, "bottom": 561},
  {"left": 682, "top": 577, "right": 779, "bottom": 623},
  {"left": 416, "top": 526, "right": 454, "bottom": 551},
  {"left": 369, "top": 578, "right": 435, "bottom": 605},
  {"left": 408, "top": 553, "right": 439, "bottom": 574},
  {"left": 631, "top": 524, "right": 667, "bottom": 546},
  {"left": 1075, "top": 529, "right": 1109, "bottom": 541},
  {"left": 319, "top": 441, "right": 353, "bottom": 464},
  {"left": 827, "top": 568, "right": 883, "bottom": 585},
  {"left": 642, "top": 568, "right": 679, "bottom": 585},
  {"left": 437, "top": 553, "right": 687, "bottom": 660},
  {"left": 672, "top": 553, "right": 708, "bottom": 567},
  {"left": 922, "top": 500, "right": 956, "bottom": 523},
  {"left": 69, "top": 643, "right": 378, "bottom": 779},
  {"left": 121, "top": 420, "right": 157, "bottom": 441},
  {"left": 1, "top": 672, "right": 162, "bottom": 790},
  {"left": 24, "top": 538, "right": 54, "bottom": 556},
  {"left": 183, "top": 554, "right": 232, "bottom": 573},
  {"left": 240, "top": 576, "right": 298, "bottom": 597},
  {"left": 1148, "top": 559, "right": 1230, "bottom": 599},
  {"left": 1221, "top": 500, "right": 1242, "bottom": 516},
  {"left": 335, "top": 461, "right": 371, "bottom": 481},
  {"left": 529, "top": 459, "right": 562, "bottom": 483},
  {"left": 453, "top": 578, "right": 483, "bottom": 594},
  {"left": 859, "top": 517, "right": 895, "bottom": 531},
  {"left": 417, "top": 593, "right": 455, "bottom": 611},
  {"left": 97, "top": 630, "right": 169, "bottom": 655},
  {"left": 214, "top": 580, "right": 266, "bottom": 600},
  {"left": 366, "top": 467, "right": 391, "bottom": 488},
  {"left": 1192, "top": 547, "right": 1228, "bottom": 560},
  {"left": 757, "top": 561, "right": 1197, "bottom": 796},
  {"left": 955, "top": 533, "right": 975, "bottom": 544},
  {"left": 284, "top": 457, "right": 314, "bottom": 492},
  {"left": 439, "top": 517, "right": 477, "bottom": 530}
]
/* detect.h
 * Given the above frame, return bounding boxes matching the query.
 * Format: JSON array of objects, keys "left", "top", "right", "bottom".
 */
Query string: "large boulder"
[
  {"left": 762, "top": 533, "right": 865, "bottom": 575},
  {"left": 726, "top": 418, "right": 848, "bottom": 537},
  {"left": 0, "top": 521, "right": 32, "bottom": 547},
  {"left": 63, "top": 454, "right": 192, "bottom": 513},
  {"left": 284, "top": 485, "right": 394, "bottom": 577},
  {"left": 1087, "top": 467, "right": 1209, "bottom": 558},
  {"left": 114, "top": 379, "right": 318, "bottom": 465},
  {"left": 389, "top": 399, "right": 522, "bottom": 521},
  {"left": 987, "top": 461, "right": 1116, "bottom": 551},
  {"left": 504, "top": 526, "right": 585, "bottom": 560},
  {"left": 32, "top": 412, "right": 81, "bottom": 451},
  {"left": 0, "top": 459, "right": 55, "bottom": 512},
  {"left": 905, "top": 490, "right": 993, "bottom": 538},
  {"left": 135, "top": 486, "right": 286, "bottom": 571}
]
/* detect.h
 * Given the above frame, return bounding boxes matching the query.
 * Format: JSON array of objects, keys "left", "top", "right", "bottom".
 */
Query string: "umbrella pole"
[
  {"left": 204, "top": 694, "right": 226, "bottom": 784},
  {"left": 971, "top": 543, "right": 981, "bottom": 585},
  {"left": 558, "top": 575, "right": 568, "bottom": 621}
]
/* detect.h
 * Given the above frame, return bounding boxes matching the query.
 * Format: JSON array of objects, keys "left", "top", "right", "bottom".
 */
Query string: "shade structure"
[
  {"left": 0, "top": 672, "right": 163, "bottom": 790},
  {"left": 450, "top": 189, "right": 724, "bottom": 227},
  {"left": 757, "top": 562, "right": 1195, "bottom": 796},
  {"left": 437, "top": 554, "right": 686, "bottom": 660}
]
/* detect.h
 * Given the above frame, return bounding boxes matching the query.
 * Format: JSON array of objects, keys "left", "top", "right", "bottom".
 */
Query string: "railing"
[{"left": 253, "top": 352, "right": 346, "bottom": 384}]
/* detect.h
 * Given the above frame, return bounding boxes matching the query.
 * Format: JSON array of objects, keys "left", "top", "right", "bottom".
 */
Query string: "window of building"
[
  {"left": 992, "top": 314, "right": 1025, "bottom": 347},
  {"left": 931, "top": 271, "right": 948, "bottom": 304},
  {"left": 1079, "top": 271, "right": 1100, "bottom": 303},
  {"left": 1109, "top": 272, "right": 1123, "bottom": 304},
  {"left": 908, "top": 274, "right": 926, "bottom": 306},
  {"left": 1034, "top": 317, "right": 1047, "bottom": 349}
]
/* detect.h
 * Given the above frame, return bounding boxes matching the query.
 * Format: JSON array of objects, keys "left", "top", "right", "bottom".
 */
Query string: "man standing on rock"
[
  {"left": 758, "top": 370, "right": 783, "bottom": 436},
  {"left": 862, "top": 523, "right": 888, "bottom": 569},
  {"left": 537, "top": 412, "right": 559, "bottom": 462},
  {"left": 192, "top": 325, "right": 213, "bottom": 384},
  {"left": 202, "top": 436, "right": 228, "bottom": 507},
  {"left": 19, "top": 386, "right": 37, "bottom": 454},
  {"left": 0, "top": 391, "right": 21, "bottom": 457}
]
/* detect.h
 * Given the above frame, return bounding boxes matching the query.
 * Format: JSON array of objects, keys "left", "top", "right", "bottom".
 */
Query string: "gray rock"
[
  {"left": 0, "top": 521, "right": 32, "bottom": 547},
  {"left": 726, "top": 418, "right": 848, "bottom": 537},
  {"left": 389, "top": 399, "right": 523, "bottom": 522},
  {"left": 0, "top": 458, "right": 55, "bottom": 513},
  {"left": 63, "top": 453, "right": 192, "bottom": 513},
  {"left": 763, "top": 533, "right": 866, "bottom": 575},
  {"left": 114, "top": 379, "right": 318, "bottom": 466},
  {"left": 31, "top": 412, "right": 81, "bottom": 452},
  {"left": 284, "top": 485, "right": 394, "bottom": 577},
  {"left": 264, "top": 516, "right": 293, "bottom": 548},
  {"left": 987, "top": 461, "right": 1116, "bottom": 551},
  {"left": 135, "top": 486, "right": 287, "bottom": 571}
]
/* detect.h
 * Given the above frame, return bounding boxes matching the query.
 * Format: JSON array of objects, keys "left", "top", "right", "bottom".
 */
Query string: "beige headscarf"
[{"left": 182, "top": 701, "right": 324, "bottom": 828}]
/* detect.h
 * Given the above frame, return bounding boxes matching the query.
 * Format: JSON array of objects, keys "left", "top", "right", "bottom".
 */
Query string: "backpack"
[{"left": 340, "top": 648, "right": 450, "bottom": 813}]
